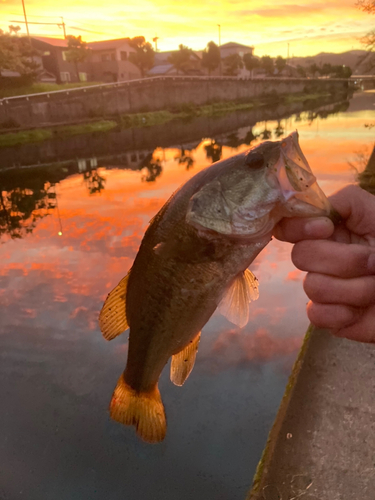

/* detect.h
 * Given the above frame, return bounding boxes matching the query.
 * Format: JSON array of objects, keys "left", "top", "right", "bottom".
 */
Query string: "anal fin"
[
  {"left": 99, "top": 272, "right": 130, "bottom": 341},
  {"left": 170, "top": 331, "right": 201, "bottom": 386},
  {"left": 110, "top": 375, "right": 166, "bottom": 444},
  {"left": 218, "top": 269, "right": 259, "bottom": 328}
]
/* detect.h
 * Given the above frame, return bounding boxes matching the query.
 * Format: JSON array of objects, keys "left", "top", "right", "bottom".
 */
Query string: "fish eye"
[{"left": 244, "top": 152, "right": 264, "bottom": 169}]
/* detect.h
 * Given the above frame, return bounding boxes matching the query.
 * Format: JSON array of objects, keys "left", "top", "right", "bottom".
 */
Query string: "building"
[
  {"left": 31, "top": 37, "right": 86, "bottom": 83},
  {"left": 87, "top": 38, "right": 141, "bottom": 82},
  {"left": 219, "top": 42, "right": 254, "bottom": 59},
  {"left": 30, "top": 36, "right": 141, "bottom": 84},
  {"left": 220, "top": 42, "right": 255, "bottom": 78}
]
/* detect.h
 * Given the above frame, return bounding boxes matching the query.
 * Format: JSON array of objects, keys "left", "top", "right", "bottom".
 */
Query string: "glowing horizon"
[{"left": 1, "top": 0, "right": 372, "bottom": 58}]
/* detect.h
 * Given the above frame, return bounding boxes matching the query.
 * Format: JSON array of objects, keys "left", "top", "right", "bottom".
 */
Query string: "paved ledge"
[{"left": 247, "top": 326, "right": 375, "bottom": 500}]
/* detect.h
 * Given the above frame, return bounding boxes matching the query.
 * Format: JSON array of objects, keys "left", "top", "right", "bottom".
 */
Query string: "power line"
[{"left": 10, "top": 17, "right": 66, "bottom": 38}]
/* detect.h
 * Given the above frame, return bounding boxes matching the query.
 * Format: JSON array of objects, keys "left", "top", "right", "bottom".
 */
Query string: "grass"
[
  {"left": 0, "top": 82, "right": 101, "bottom": 99},
  {"left": 0, "top": 120, "right": 117, "bottom": 148},
  {"left": 284, "top": 92, "right": 331, "bottom": 104}
]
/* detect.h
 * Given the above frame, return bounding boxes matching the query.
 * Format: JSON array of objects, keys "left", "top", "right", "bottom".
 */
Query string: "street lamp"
[{"left": 217, "top": 24, "right": 222, "bottom": 76}]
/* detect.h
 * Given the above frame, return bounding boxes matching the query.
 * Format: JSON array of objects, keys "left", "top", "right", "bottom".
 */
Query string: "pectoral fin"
[
  {"left": 218, "top": 269, "right": 259, "bottom": 328},
  {"left": 170, "top": 332, "right": 201, "bottom": 386},
  {"left": 99, "top": 272, "right": 130, "bottom": 340}
]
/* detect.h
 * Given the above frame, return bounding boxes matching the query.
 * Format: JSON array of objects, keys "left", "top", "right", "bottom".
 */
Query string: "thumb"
[{"left": 329, "top": 185, "right": 375, "bottom": 239}]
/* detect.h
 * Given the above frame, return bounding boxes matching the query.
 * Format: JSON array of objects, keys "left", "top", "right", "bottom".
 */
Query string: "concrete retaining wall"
[{"left": 0, "top": 76, "right": 349, "bottom": 129}]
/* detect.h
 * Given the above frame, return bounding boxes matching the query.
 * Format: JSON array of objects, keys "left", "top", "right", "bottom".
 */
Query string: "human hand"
[{"left": 274, "top": 185, "right": 375, "bottom": 343}]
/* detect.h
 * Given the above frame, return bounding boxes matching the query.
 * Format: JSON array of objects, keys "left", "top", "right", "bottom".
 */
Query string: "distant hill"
[{"left": 289, "top": 50, "right": 374, "bottom": 75}]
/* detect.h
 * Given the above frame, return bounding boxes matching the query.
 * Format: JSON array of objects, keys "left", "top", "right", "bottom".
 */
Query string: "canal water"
[{"left": 0, "top": 91, "right": 374, "bottom": 500}]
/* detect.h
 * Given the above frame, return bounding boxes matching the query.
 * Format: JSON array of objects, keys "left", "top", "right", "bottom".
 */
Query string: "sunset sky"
[{"left": 1, "top": 0, "right": 372, "bottom": 57}]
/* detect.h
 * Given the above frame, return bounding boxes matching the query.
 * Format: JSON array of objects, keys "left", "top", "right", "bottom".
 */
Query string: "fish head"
[{"left": 186, "top": 131, "right": 331, "bottom": 240}]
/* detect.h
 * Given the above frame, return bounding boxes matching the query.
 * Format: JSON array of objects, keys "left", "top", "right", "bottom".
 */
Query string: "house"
[
  {"left": 87, "top": 38, "right": 141, "bottom": 82},
  {"left": 219, "top": 42, "right": 254, "bottom": 59},
  {"left": 30, "top": 36, "right": 141, "bottom": 84},
  {"left": 220, "top": 42, "right": 255, "bottom": 78},
  {"left": 31, "top": 37, "right": 87, "bottom": 83}
]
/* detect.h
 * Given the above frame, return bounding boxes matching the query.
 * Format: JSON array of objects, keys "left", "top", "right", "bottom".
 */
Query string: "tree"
[
  {"left": 296, "top": 65, "right": 307, "bottom": 77},
  {"left": 129, "top": 36, "right": 155, "bottom": 78},
  {"left": 356, "top": 0, "right": 375, "bottom": 70},
  {"left": 201, "top": 41, "right": 221, "bottom": 75},
  {"left": 275, "top": 56, "right": 286, "bottom": 75},
  {"left": 260, "top": 55, "right": 274, "bottom": 76},
  {"left": 65, "top": 35, "right": 89, "bottom": 82},
  {"left": 0, "top": 29, "right": 39, "bottom": 79},
  {"left": 307, "top": 62, "right": 319, "bottom": 77},
  {"left": 243, "top": 53, "right": 260, "bottom": 76},
  {"left": 223, "top": 53, "right": 243, "bottom": 76},
  {"left": 168, "top": 44, "right": 193, "bottom": 74}
]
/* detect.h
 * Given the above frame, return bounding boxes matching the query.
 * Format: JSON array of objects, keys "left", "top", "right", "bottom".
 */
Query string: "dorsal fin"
[
  {"left": 99, "top": 272, "right": 130, "bottom": 340},
  {"left": 170, "top": 331, "right": 201, "bottom": 386},
  {"left": 218, "top": 269, "right": 259, "bottom": 328}
]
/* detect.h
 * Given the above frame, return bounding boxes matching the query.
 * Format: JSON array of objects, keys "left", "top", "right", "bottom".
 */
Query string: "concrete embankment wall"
[{"left": 0, "top": 76, "right": 349, "bottom": 129}]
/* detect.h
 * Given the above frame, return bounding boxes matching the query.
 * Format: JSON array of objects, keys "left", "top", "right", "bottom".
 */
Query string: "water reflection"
[
  {"left": 204, "top": 139, "right": 223, "bottom": 163},
  {"left": 0, "top": 91, "right": 374, "bottom": 500},
  {"left": 174, "top": 147, "right": 195, "bottom": 170},
  {"left": 83, "top": 169, "right": 106, "bottom": 195}
]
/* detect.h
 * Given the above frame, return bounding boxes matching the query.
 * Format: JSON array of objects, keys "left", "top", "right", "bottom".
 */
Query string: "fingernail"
[
  {"left": 368, "top": 253, "right": 375, "bottom": 274},
  {"left": 305, "top": 217, "right": 332, "bottom": 237}
]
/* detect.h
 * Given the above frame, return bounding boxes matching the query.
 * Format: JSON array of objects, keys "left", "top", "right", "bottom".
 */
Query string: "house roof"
[
  {"left": 220, "top": 42, "right": 254, "bottom": 50},
  {"left": 31, "top": 36, "right": 68, "bottom": 47},
  {"left": 154, "top": 50, "right": 201, "bottom": 64},
  {"left": 148, "top": 64, "right": 174, "bottom": 75},
  {"left": 87, "top": 38, "right": 132, "bottom": 51}
]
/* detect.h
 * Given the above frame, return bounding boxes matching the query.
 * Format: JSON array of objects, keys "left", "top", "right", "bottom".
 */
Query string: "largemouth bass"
[{"left": 99, "top": 131, "right": 332, "bottom": 443}]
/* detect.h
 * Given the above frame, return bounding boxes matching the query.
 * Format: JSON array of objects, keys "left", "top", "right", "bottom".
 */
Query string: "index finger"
[{"left": 273, "top": 216, "right": 334, "bottom": 243}]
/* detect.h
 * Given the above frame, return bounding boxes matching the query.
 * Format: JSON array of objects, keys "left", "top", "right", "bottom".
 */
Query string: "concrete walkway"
[{"left": 247, "top": 327, "right": 375, "bottom": 500}]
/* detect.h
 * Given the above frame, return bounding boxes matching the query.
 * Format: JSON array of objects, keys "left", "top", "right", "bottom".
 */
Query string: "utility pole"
[
  {"left": 21, "top": 0, "right": 30, "bottom": 41},
  {"left": 218, "top": 24, "right": 222, "bottom": 76},
  {"left": 60, "top": 17, "right": 66, "bottom": 39}
]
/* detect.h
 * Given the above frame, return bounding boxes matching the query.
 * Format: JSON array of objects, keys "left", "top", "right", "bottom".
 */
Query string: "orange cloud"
[
  {"left": 285, "top": 269, "right": 304, "bottom": 282},
  {"left": 201, "top": 327, "right": 303, "bottom": 372}
]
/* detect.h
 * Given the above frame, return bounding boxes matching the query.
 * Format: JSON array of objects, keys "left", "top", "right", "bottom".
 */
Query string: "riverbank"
[
  {"left": 247, "top": 326, "right": 375, "bottom": 500},
  {"left": 0, "top": 75, "right": 350, "bottom": 134},
  {"left": 0, "top": 91, "right": 332, "bottom": 148}
]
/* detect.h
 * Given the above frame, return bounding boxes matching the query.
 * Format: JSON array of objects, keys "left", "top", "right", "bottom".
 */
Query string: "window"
[
  {"left": 111, "top": 53, "right": 116, "bottom": 61},
  {"left": 101, "top": 54, "right": 110, "bottom": 62},
  {"left": 79, "top": 72, "right": 87, "bottom": 82},
  {"left": 60, "top": 72, "right": 71, "bottom": 82},
  {"left": 120, "top": 51, "right": 127, "bottom": 61},
  {"left": 43, "top": 51, "right": 51, "bottom": 56},
  {"left": 62, "top": 51, "right": 67, "bottom": 61}
]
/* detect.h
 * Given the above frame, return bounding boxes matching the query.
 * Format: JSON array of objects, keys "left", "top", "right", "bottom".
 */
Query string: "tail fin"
[{"left": 109, "top": 375, "right": 166, "bottom": 444}]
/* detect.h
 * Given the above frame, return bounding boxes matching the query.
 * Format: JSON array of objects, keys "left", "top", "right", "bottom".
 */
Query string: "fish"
[{"left": 99, "top": 131, "right": 332, "bottom": 443}]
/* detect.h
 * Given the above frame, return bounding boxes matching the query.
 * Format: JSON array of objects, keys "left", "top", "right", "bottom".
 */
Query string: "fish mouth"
[{"left": 275, "top": 131, "right": 332, "bottom": 216}]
